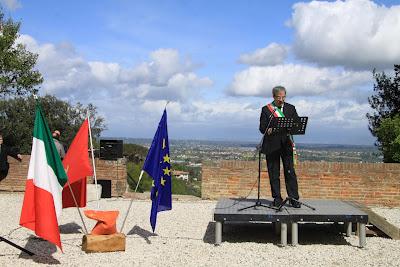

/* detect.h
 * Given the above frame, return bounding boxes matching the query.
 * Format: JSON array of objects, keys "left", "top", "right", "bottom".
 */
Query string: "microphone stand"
[{"left": 239, "top": 110, "right": 278, "bottom": 211}]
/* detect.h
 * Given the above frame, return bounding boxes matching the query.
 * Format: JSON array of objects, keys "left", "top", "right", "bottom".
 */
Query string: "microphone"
[
  {"left": 269, "top": 106, "right": 277, "bottom": 118},
  {"left": 267, "top": 106, "right": 276, "bottom": 124},
  {"left": 262, "top": 107, "right": 276, "bottom": 136},
  {"left": 258, "top": 106, "right": 277, "bottom": 151}
]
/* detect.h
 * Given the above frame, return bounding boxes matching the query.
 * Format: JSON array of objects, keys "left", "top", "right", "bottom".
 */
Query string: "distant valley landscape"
[{"left": 111, "top": 137, "right": 383, "bottom": 163}]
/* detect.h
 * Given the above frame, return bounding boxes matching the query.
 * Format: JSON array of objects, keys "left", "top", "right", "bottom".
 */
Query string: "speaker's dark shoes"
[
  {"left": 273, "top": 198, "right": 283, "bottom": 207},
  {"left": 290, "top": 199, "right": 301, "bottom": 208}
]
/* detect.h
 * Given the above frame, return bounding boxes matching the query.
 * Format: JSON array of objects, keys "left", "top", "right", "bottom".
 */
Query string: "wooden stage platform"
[{"left": 213, "top": 198, "right": 368, "bottom": 247}]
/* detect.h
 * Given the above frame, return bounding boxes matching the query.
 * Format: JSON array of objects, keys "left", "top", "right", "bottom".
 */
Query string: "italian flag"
[{"left": 19, "top": 103, "right": 68, "bottom": 250}]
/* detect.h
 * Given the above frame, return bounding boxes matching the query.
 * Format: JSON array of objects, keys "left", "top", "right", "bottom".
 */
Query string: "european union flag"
[{"left": 143, "top": 109, "right": 172, "bottom": 232}]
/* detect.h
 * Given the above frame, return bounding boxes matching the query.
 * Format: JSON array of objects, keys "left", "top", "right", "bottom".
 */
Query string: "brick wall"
[
  {"left": 202, "top": 160, "right": 400, "bottom": 207},
  {"left": 92, "top": 158, "right": 127, "bottom": 197},
  {"left": 0, "top": 155, "right": 127, "bottom": 197}
]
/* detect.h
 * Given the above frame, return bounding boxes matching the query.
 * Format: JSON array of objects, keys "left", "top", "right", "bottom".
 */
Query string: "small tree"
[
  {"left": 367, "top": 65, "right": 400, "bottom": 162},
  {"left": 375, "top": 115, "right": 400, "bottom": 163},
  {"left": 0, "top": 10, "right": 43, "bottom": 97}
]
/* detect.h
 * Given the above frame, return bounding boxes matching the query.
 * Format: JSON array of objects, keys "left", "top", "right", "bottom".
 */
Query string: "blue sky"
[{"left": 2, "top": 0, "right": 400, "bottom": 145}]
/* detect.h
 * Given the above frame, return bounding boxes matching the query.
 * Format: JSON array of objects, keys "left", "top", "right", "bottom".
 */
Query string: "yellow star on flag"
[
  {"left": 161, "top": 177, "right": 166, "bottom": 186},
  {"left": 163, "top": 167, "right": 171, "bottom": 176},
  {"left": 163, "top": 154, "right": 170, "bottom": 163}
]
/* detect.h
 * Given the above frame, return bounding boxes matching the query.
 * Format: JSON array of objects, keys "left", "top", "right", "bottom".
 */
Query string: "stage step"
[{"left": 350, "top": 202, "right": 400, "bottom": 240}]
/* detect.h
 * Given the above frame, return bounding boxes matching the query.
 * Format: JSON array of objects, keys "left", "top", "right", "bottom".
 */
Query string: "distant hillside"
[
  {"left": 103, "top": 137, "right": 382, "bottom": 163},
  {"left": 108, "top": 137, "right": 378, "bottom": 149},
  {"left": 123, "top": 143, "right": 148, "bottom": 163}
]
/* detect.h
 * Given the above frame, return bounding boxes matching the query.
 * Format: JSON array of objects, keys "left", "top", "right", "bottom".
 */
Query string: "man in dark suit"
[
  {"left": 259, "top": 86, "right": 300, "bottom": 208},
  {"left": 0, "top": 134, "right": 22, "bottom": 182}
]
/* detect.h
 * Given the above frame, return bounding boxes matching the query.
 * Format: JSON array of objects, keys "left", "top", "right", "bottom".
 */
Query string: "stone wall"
[
  {"left": 0, "top": 155, "right": 127, "bottom": 197},
  {"left": 202, "top": 160, "right": 400, "bottom": 207}
]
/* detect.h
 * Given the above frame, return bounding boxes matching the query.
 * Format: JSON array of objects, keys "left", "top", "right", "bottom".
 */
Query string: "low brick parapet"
[
  {"left": 202, "top": 160, "right": 400, "bottom": 207},
  {"left": 0, "top": 155, "right": 127, "bottom": 197}
]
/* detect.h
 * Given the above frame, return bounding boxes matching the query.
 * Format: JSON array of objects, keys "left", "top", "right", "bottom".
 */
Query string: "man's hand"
[
  {"left": 267, "top": 128, "right": 273, "bottom": 135},
  {"left": 17, "top": 154, "right": 22, "bottom": 161}
]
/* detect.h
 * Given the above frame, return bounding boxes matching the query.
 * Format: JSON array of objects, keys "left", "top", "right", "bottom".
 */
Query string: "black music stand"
[
  {"left": 273, "top": 116, "right": 315, "bottom": 211},
  {"left": 274, "top": 116, "right": 308, "bottom": 135}
]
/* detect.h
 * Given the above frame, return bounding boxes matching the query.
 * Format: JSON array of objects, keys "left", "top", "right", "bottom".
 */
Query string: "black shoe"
[
  {"left": 273, "top": 198, "right": 283, "bottom": 207},
  {"left": 290, "top": 199, "right": 301, "bottom": 208}
]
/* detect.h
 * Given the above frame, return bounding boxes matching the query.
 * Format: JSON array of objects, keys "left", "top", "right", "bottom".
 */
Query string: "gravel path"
[{"left": 1, "top": 193, "right": 400, "bottom": 267}]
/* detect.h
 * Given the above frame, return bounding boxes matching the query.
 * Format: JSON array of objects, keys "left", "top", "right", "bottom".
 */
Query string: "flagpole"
[
  {"left": 120, "top": 170, "right": 144, "bottom": 233},
  {"left": 134, "top": 170, "right": 145, "bottom": 193},
  {"left": 120, "top": 103, "right": 169, "bottom": 234},
  {"left": 66, "top": 180, "right": 89, "bottom": 234},
  {"left": 87, "top": 111, "right": 100, "bottom": 210}
]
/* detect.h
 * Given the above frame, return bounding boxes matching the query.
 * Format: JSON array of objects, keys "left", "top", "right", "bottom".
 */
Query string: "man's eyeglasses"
[{"left": 274, "top": 96, "right": 286, "bottom": 100}]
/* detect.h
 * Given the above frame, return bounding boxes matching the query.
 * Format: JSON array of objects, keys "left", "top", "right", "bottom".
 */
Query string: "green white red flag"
[{"left": 19, "top": 103, "right": 67, "bottom": 250}]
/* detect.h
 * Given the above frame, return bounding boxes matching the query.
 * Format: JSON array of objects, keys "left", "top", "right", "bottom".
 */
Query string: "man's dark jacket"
[
  {"left": 0, "top": 144, "right": 20, "bottom": 181},
  {"left": 259, "top": 102, "right": 299, "bottom": 155}
]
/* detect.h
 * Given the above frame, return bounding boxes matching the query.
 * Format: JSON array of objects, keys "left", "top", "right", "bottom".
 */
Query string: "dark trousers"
[
  {"left": 266, "top": 145, "right": 299, "bottom": 200},
  {"left": 0, "top": 169, "right": 8, "bottom": 182}
]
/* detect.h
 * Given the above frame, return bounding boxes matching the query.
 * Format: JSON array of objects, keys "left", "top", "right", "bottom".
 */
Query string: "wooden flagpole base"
[{"left": 82, "top": 233, "right": 126, "bottom": 253}]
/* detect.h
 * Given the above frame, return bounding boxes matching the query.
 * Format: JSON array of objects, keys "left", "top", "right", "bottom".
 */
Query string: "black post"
[
  {"left": 0, "top": 236, "right": 34, "bottom": 256},
  {"left": 0, "top": 176, "right": 34, "bottom": 256}
]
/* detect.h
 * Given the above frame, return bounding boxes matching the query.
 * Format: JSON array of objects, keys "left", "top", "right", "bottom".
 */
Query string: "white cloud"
[
  {"left": 16, "top": 33, "right": 375, "bottom": 144},
  {"left": 16, "top": 34, "right": 239, "bottom": 139},
  {"left": 138, "top": 99, "right": 258, "bottom": 124},
  {"left": 148, "top": 49, "right": 195, "bottom": 85},
  {"left": 293, "top": 98, "right": 371, "bottom": 127},
  {"left": 0, "top": 0, "right": 21, "bottom": 10},
  {"left": 128, "top": 96, "right": 370, "bottom": 134},
  {"left": 225, "top": 1, "right": 381, "bottom": 144},
  {"left": 290, "top": 97, "right": 375, "bottom": 145},
  {"left": 238, "top": 43, "right": 288, "bottom": 66},
  {"left": 85, "top": 94, "right": 263, "bottom": 141},
  {"left": 18, "top": 35, "right": 212, "bottom": 101},
  {"left": 147, "top": 97, "right": 373, "bottom": 143},
  {"left": 89, "top": 62, "right": 121, "bottom": 85},
  {"left": 18, "top": 36, "right": 94, "bottom": 97},
  {"left": 228, "top": 64, "right": 371, "bottom": 97},
  {"left": 290, "top": 0, "right": 400, "bottom": 69}
]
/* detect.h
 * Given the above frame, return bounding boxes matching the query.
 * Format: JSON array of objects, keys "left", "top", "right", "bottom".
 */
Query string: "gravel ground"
[
  {"left": 1, "top": 193, "right": 400, "bottom": 267},
  {"left": 371, "top": 207, "right": 400, "bottom": 228}
]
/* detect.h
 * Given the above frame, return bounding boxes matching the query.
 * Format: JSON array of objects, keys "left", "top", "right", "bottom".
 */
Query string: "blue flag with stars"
[{"left": 143, "top": 109, "right": 172, "bottom": 232}]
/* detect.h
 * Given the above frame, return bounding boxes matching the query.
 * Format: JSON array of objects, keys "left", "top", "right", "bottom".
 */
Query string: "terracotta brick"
[
  {"left": 0, "top": 155, "right": 127, "bottom": 197},
  {"left": 202, "top": 160, "right": 400, "bottom": 207}
]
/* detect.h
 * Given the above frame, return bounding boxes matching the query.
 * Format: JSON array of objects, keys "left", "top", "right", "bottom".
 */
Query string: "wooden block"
[{"left": 82, "top": 233, "right": 126, "bottom": 253}]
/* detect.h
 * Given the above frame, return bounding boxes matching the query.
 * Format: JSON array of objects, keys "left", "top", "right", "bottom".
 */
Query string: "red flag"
[{"left": 62, "top": 119, "right": 93, "bottom": 208}]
